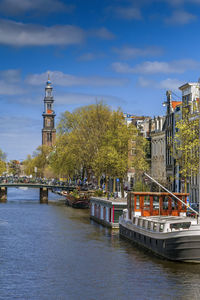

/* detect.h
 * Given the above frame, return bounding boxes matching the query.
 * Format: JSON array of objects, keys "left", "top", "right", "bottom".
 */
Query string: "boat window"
[
  {"left": 159, "top": 223, "right": 164, "bottom": 232},
  {"left": 136, "top": 195, "right": 140, "bottom": 209},
  {"left": 172, "top": 199, "right": 178, "bottom": 210},
  {"left": 148, "top": 221, "right": 151, "bottom": 229},
  {"left": 181, "top": 197, "right": 186, "bottom": 210},
  {"left": 163, "top": 196, "right": 168, "bottom": 210},
  {"left": 139, "top": 219, "right": 143, "bottom": 227},
  {"left": 153, "top": 196, "right": 159, "bottom": 209},
  {"left": 143, "top": 220, "right": 148, "bottom": 228},
  {"left": 170, "top": 222, "right": 191, "bottom": 230},
  {"left": 144, "top": 196, "right": 150, "bottom": 210},
  {"left": 153, "top": 222, "right": 157, "bottom": 231},
  {"left": 131, "top": 194, "right": 134, "bottom": 209},
  {"left": 133, "top": 217, "right": 136, "bottom": 224}
]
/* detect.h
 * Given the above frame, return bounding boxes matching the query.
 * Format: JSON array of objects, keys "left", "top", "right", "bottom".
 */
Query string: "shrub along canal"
[{"left": 0, "top": 188, "right": 200, "bottom": 300}]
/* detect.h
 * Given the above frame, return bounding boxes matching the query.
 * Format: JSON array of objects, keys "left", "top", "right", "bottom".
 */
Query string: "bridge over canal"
[{"left": 0, "top": 183, "right": 75, "bottom": 203}]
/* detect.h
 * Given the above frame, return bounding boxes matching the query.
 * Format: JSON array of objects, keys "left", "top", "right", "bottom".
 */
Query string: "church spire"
[{"left": 42, "top": 75, "right": 56, "bottom": 147}]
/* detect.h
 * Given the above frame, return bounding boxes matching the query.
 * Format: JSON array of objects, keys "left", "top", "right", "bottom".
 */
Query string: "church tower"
[{"left": 42, "top": 75, "right": 56, "bottom": 146}]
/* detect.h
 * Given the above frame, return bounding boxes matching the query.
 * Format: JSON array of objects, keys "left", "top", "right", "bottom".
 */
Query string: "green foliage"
[
  {"left": 23, "top": 145, "right": 53, "bottom": 178},
  {"left": 23, "top": 154, "right": 35, "bottom": 176},
  {"left": 32, "top": 145, "right": 52, "bottom": 177},
  {"left": 0, "top": 149, "right": 6, "bottom": 175},
  {"left": 132, "top": 180, "right": 151, "bottom": 192},
  {"left": 173, "top": 107, "right": 199, "bottom": 179},
  {"left": 8, "top": 160, "right": 20, "bottom": 176},
  {"left": 50, "top": 102, "right": 149, "bottom": 192},
  {"left": 94, "top": 189, "right": 104, "bottom": 197}
]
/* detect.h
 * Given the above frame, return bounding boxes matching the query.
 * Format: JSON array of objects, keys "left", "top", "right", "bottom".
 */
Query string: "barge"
[
  {"left": 119, "top": 190, "right": 200, "bottom": 262},
  {"left": 90, "top": 197, "right": 127, "bottom": 228}
]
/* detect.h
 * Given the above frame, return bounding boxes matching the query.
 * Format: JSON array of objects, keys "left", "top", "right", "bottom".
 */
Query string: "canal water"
[{"left": 0, "top": 189, "right": 200, "bottom": 300}]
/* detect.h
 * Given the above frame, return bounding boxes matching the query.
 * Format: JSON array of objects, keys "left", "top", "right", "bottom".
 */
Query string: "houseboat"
[
  {"left": 90, "top": 197, "right": 127, "bottom": 228},
  {"left": 119, "top": 191, "right": 200, "bottom": 262}
]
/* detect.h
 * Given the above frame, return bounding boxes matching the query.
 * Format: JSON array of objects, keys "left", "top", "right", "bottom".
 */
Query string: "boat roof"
[{"left": 137, "top": 216, "right": 193, "bottom": 224}]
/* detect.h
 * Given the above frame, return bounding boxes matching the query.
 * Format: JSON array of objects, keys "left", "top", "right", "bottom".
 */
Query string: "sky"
[{"left": 1, "top": 0, "right": 200, "bottom": 160}]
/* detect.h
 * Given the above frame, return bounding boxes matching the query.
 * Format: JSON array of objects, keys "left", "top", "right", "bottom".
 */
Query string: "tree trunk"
[
  {"left": 113, "top": 177, "right": 116, "bottom": 193},
  {"left": 105, "top": 175, "right": 108, "bottom": 193},
  {"left": 120, "top": 178, "right": 124, "bottom": 198},
  {"left": 98, "top": 176, "right": 100, "bottom": 188}
]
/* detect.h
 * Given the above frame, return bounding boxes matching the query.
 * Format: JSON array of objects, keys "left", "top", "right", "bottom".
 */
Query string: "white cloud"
[
  {"left": 159, "top": 78, "right": 183, "bottom": 90},
  {"left": 26, "top": 71, "right": 129, "bottom": 87},
  {"left": 78, "top": 52, "right": 105, "bottom": 61},
  {"left": 90, "top": 27, "right": 115, "bottom": 40},
  {"left": 108, "top": 5, "right": 142, "bottom": 20},
  {"left": 0, "top": 19, "right": 115, "bottom": 47},
  {"left": 0, "top": 69, "right": 21, "bottom": 83},
  {"left": 0, "top": 69, "right": 25, "bottom": 95},
  {"left": 138, "top": 76, "right": 183, "bottom": 90},
  {"left": 0, "top": 81, "right": 25, "bottom": 95},
  {"left": 0, "top": 19, "right": 85, "bottom": 47},
  {"left": 112, "top": 59, "right": 200, "bottom": 74},
  {"left": 0, "top": 0, "right": 74, "bottom": 16},
  {"left": 78, "top": 53, "right": 97, "bottom": 61},
  {"left": 0, "top": 116, "right": 40, "bottom": 134},
  {"left": 56, "top": 93, "right": 125, "bottom": 106},
  {"left": 113, "top": 46, "right": 163, "bottom": 59},
  {"left": 0, "top": 116, "right": 41, "bottom": 160},
  {"left": 165, "top": 10, "right": 197, "bottom": 25}
]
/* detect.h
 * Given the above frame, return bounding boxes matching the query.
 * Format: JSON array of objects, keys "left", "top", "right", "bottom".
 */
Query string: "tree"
[
  {"left": 53, "top": 103, "right": 149, "bottom": 196},
  {"left": 173, "top": 107, "right": 199, "bottom": 190},
  {"left": 32, "top": 145, "right": 52, "bottom": 177},
  {"left": 49, "top": 135, "right": 79, "bottom": 178},
  {"left": 0, "top": 149, "right": 6, "bottom": 175},
  {"left": 23, "top": 155, "right": 35, "bottom": 176},
  {"left": 8, "top": 160, "right": 21, "bottom": 176},
  {"left": 55, "top": 102, "right": 112, "bottom": 180}
]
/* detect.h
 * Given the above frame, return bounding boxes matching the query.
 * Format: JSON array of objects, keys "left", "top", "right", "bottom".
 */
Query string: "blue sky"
[{"left": 1, "top": 0, "right": 200, "bottom": 160}]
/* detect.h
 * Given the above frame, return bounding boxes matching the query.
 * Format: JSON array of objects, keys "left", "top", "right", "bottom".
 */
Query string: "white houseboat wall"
[{"left": 90, "top": 197, "right": 127, "bottom": 228}]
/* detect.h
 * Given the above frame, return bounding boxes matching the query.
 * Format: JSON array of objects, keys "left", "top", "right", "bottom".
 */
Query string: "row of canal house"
[
  {"left": 148, "top": 81, "right": 200, "bottom": 203},
  {"left": 125, "top": 80, "right": 200, "bottom": 204}
]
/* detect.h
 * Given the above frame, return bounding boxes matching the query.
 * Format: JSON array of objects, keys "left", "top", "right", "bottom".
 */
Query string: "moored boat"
[
  {"left": 119, "top": 185, "right": 200, "bottom": 262},
  {"left": 120, "top": 211, "right": 200, "bottom": 262},
  {"left": 65, "top": 193, "right": 89, "bottom": 209}
]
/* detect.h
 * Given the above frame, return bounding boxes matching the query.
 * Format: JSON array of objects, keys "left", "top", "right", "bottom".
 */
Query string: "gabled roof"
[{"left": 172, "top": 101, "right": 182, "bottom": 110}]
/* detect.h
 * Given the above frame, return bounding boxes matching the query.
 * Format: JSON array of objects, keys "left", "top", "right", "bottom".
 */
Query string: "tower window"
[
  {"left": 46, "top": 89, "right": 52, "bottom": 97},
  {"left": 47, "top": 132, "right": 52, "bottom": 142},
  {"left": 46, "top": 119, "right": 51, "bottom": 127},
  {"left": 47, "top": 103, "right": 52, "bottom": 110}
]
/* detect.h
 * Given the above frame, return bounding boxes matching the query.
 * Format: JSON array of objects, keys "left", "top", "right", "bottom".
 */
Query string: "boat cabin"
[
  {"left": 127, "top": 192, "right": 189, "bottom": 220},
  {"left": 131, "top": 215, "right": 192, "bottom": 233}
]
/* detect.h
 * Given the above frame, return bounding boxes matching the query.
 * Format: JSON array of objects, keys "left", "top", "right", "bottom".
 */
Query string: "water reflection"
[{"left": 1, "top": 189, "right": 200, "bottom": 299}]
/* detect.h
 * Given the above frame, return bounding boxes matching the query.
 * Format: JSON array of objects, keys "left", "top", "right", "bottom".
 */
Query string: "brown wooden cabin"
[{"left": 127, "top": 192, "right": 189, "bottom": 220}]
